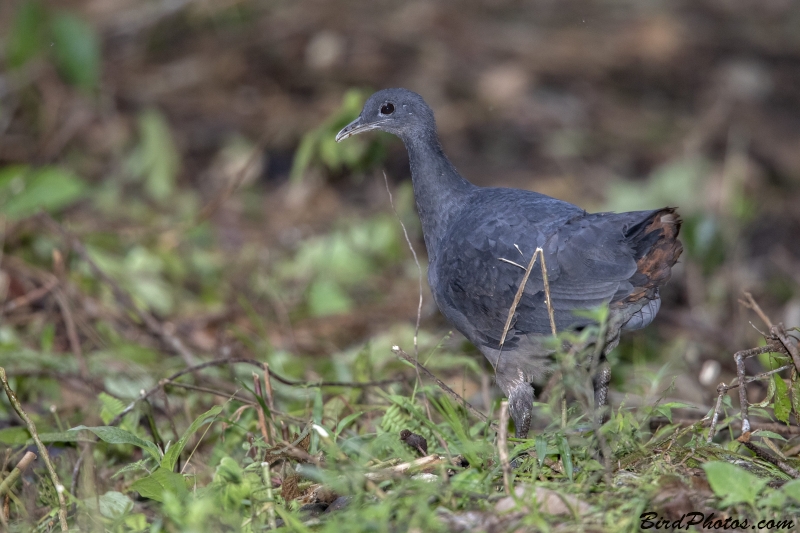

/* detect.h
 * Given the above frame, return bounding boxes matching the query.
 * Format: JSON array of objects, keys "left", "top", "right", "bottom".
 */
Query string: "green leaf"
[
  {"left": 98, "top": 392, "right": 127, "bottom": 425},
  {"left": 556, "top": 435, "right": 573, "bottom": 481},
  {"left": 702, "top": 461, "right": 768, "bottom": 507},
  {"left": 161, "top": 405, "right": 222, "bottom": 471},
  {"left": 50, "top": 12, "right": 100, "bottom": 90},
  {"left": 335, "top": 411, "right": 364, "bottom": 439},
  {"left": 781, "top": 478, "right": 800, "bottom": 503},
  {"left": 791, "top": 372, "right": 800, "bottom": 419},
  {"left": 69, "top": 425, "right": 161, "bottom": 462},
  {"left": 129, "top": 467, "right": 188, "bottom": 502},
  {"left": 0, "top": 165, "right": 86, "bottom": 220},
  {"left": 307, "top": 278, "right": 353, "bottom": 316},
  {"left": 6, "top": 0, "right": 46, "bottom": 69},
  {"left": 213, "top": 456, "right": 243, "bottom": 484},
  {"left": 289, "top": 131, "right": 318, "bottom": 183},
  {"left": 126, "top": 109, "right": 180, "bottom": 202},
  {"left": 752, "top": 374, "right": 777, "bottom": 408},
  {"left": 773, "top": 374, "right": 791, "bottom": 424},
  {"left": 0, "top": 427, "right": 30, "bottom": 446},
  {"left": 535, "top": 434, "right": 548, "bottom": 467},
  {"left": 751, "top": 430, "right": 786, "bottom": 441},
  {"left": 35, "top": 431, "right": 84, "bottom": 444},
  {"left": 97, "top": 491, "right": 133, "bottom": 520}
]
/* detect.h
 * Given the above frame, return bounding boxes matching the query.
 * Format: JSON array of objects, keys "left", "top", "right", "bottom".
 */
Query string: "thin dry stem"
[
  {"left": 1, "top": 277, "right": 58, "bottom": 313},
  {"left": 110, "top": 356, "right": 402, "bottom": 426},
  {"left": 384, "top": 171, "right": 433, "bottom": 421},
  {"left": 498, "top": 401, "right": 512, "bottom": 495},
  {"left": 0, "top": 451, "right": 36, "bottom": 498},
  {"left": 0, "top": 368, "right": 68, "bottom": 531},
  {"left": 740, "top": 292, "right": 774, "bottom": 330}
]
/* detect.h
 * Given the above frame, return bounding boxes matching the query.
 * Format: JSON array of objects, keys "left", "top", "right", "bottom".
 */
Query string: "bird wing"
[{"left": 432, "top": 191, "right": 669, "bottom": 351}]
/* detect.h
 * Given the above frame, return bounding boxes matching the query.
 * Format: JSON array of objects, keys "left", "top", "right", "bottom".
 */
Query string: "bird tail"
[{"left": 623, "top": 207, "right": 683, "bottom": 302}]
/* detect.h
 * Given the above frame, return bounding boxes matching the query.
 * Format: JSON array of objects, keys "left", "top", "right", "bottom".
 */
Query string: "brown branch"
[
  {"left": 771, "top": 325, "right": 800, "bottom": 376},
  {"left": 740, "top": 292, "right": 774, "bottom": 330},
  {"left": 0, "top": 451, "right": 36, "bottom": 498},
  {"left": 1, "top": 278, "right": 58, "bottom": 313},
  {"left": 738, "top": 431, "right": 800, "bottom": 479}
]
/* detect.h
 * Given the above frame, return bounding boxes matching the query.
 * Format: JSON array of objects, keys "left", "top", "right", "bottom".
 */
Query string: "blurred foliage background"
[{"left": 2, "top": 0, "right": 800, "bottom": 529}]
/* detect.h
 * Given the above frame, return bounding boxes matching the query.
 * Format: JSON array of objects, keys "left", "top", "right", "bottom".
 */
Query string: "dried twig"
[
  {"left": 0, "top": 368, "right": 68, "bottom": 531},
  {"left": 364, "top": 454, "right": 444, "bottom": 482},
  {"left": 498, "top": 401, "right": 512, "bottom": 495},
  {"left": 740, "top": 292, "right": 774, "bottom": 330},
  {"left": 1, "top": 277, "right": 58, "bottom": 313},
  {"left": 738, "top": 432, "right": 800, "bottom": 479},
  {"left": 110, "top": 356, "right": 402, "bottom": 426},
  {"left": 393, "top": 346, "right": 497, "bottom": 431},
  {"left": 0, "top": 451, "right": 36, "bottom": 498},
  {"left": 383, "top": 171, "right": 437, "bottom": 426},
  {"left": 499, "top": 247, "right": 556, "bottom": 349}
]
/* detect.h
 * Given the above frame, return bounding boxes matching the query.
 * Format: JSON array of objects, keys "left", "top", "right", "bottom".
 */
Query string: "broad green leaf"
[
  {"left": 70, "top": 425, "right": 161, "bottom": 461},
  {"left": 50, "top": 12, "right": 100, "bottom": 89},
  {"left": 751, "top": 430, "right": 786, "bottom": 441},
  {"left": 307, "top": 278, "right": 353, "bottom": 316},
  {"left": 0, "top": 426, "right": 29, "bottom": 446},
  {"left": 782, "top": 478, "right": 800, "bottom": 503},
  {"left": 161, "top": 405, "right": 222, "bottom": 471},
  {"left": 35, "top": 431, "right": 84, "bottom": 444},
  {"left": 98, "top": 491, "right": 133, "bottom": 520},
  {"left": 129, "top": 467, "right": 188, "bottom": 502},
  {"left": 773, "top": 374, "right": 791, "bottom": 424},
  {"left": 6, "top": 0, "right": 46, "bottom": 69},
  {"left": 752, "top": 374, "right": 776, "bottom": 408},
  {"left": 702, "top": 461, "right": 768, "bottom": 507},
  {"left": 213, "top": 456, "right": 243, "bottom": 484},
  {"left": 0, "top": 165, "right": 86, "bottom": 220}
]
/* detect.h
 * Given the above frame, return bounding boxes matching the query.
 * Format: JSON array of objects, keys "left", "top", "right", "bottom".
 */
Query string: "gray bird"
[{"left": 336, "top": 88, "right": 682, "bottom": 438}]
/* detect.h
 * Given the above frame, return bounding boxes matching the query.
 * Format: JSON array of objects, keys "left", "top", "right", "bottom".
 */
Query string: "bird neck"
[{"left": 402, "top": 129, "right": 476, "bottom": 259}]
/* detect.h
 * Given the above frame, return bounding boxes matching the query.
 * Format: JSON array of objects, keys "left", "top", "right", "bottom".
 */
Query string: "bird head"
[{"left": 335, "top": 88, "right": 435, "bottom": 143}]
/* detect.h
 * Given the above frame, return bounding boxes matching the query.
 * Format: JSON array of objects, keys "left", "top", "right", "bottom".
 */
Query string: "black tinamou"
[{"left": 336, "top": 88, "right": 682, "bottom": 438}]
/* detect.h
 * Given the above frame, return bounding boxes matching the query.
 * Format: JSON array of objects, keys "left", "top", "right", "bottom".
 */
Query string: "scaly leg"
[
  {"left": 592, "top": 361, "right": 611, "bottom": 426},
  {"left": 507, "top": 382, "right": 535, "bottom": 439}
]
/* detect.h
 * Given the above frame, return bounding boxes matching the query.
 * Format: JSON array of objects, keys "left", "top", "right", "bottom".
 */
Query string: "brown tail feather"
[{"left": 624, "top": 207, "right": 682, "bottom": 303}]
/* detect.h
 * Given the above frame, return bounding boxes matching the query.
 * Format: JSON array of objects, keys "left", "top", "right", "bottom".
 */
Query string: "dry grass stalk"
[
  {"left": 498, "top": 400, "right": 512, "bottom": 495},
  {"left": 0, "top": 368, "right": 68, "bottom": 531}
]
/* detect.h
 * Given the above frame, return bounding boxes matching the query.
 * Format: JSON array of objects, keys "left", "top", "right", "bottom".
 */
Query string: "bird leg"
[
  {"left": 507, "top": 382, "right": 535, "bottom": 439},
  {"left": 592, "top": 361, "right": 611, "bottom": 426}
]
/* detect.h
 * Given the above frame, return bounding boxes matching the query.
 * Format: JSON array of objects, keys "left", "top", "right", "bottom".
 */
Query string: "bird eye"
[{"left": 380, "top": 103, "right": 395, "bottom": 115}]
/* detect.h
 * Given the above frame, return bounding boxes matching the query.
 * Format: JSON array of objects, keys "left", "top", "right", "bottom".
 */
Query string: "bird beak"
[{"left": 335, "top": 116, "right": 384, "bottom": 142}]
